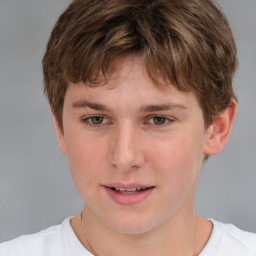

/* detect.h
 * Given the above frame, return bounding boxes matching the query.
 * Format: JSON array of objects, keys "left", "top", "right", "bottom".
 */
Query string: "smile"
[
  {"left": 111, "top": 187, "right": 151, "bottom": 194},
  {"left": 103, "top": 184, "right": 155, "bottom": 205}
]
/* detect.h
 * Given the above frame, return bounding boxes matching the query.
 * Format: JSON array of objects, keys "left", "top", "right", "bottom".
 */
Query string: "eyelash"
[
  {"left": 146, "top": 116, "right": 174, "bottom": 126},
  {"left": 81, "top": 115, "right": 111, "bottom": 127},
  {"left": 81, "top": 115, "right": 174, "bottom": 128}
]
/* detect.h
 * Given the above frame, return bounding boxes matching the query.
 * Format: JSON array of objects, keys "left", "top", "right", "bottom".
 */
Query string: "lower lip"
[{"left": 104, "top": 186, "right": 154, "bottom": 205}]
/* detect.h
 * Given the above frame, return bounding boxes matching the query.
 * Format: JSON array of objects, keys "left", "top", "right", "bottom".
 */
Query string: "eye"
[
  {"left": 147, "top": 116, "right": 173, "bottom": 126},
  {"left": 89, "top": 116, "right": 104, "bottom": 124},
  {"left": 81, "top": 115, "right": 110, "bottom": 126}
]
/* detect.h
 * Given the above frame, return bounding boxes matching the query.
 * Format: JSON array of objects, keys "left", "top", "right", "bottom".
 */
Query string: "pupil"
[
  {"left": 92, "top": 116, "right": 103, "bottom": 124},
  {"left": 154, "top": 116, "right": 165, "bottom": 125}
]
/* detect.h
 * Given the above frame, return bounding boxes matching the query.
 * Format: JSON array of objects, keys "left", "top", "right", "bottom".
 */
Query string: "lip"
[
  {"left": 104, "top": 182, "right": 153, "bottom": 189},
  {"left": 103, "top": 183, "right": 155, "bottom": 205}
]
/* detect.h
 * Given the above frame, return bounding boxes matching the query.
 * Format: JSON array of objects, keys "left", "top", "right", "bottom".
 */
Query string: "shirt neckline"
[{"left": 62, "top": 216, "right": 218, "bottom": 255}]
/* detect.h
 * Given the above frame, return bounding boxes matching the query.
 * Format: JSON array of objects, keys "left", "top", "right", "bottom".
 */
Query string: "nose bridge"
[{"left": 110, "top": 121, "right": 144, "bottom": 172}]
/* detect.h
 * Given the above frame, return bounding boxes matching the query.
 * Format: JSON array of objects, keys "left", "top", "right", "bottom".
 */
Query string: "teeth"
[{"left": 113, "top": 187, "right": 147, "bottom": 194}]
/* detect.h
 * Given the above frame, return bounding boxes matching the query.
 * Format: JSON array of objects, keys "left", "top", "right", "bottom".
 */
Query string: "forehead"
[{"left": 64, "top": 57, "right": 202, "bottom": 116}]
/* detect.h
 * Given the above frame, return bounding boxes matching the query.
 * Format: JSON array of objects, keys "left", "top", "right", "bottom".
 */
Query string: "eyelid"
[
  {"left": 145, "top": 115, "right": 175, "bottom": 126},
  {"left": 80, "top": 114, "right": 175, "bottom": 128},
  {"left": 81, "top": 115, "right": 112, "bottom": 126}
]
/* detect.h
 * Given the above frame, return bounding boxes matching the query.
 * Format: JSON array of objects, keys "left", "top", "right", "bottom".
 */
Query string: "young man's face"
[{"left": 56, "top": 57, "right": 211, "bottom": 234}]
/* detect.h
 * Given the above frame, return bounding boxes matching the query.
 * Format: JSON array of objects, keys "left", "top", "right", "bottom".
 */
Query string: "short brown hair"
[{"left": 43, "top": 0, "right": 238, "bottom": 130}]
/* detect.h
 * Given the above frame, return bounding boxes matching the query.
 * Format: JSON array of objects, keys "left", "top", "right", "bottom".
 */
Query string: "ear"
[
  {"left": 51, "top": 107, "right": 68, "bottom": 155},
  {"left": 204, "top": 102, "right": 237, "bottom": 156}
]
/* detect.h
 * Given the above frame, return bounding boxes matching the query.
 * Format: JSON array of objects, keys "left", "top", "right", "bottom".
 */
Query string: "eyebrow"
[
  {"left": 72, "top": 100, "right": 187, "bottom": 112},
  {"left": 140, "top": 103, "right": 187, "bottom": 112},
  {"left": 72, "top": 100, "right": 112, "bottom": 112}
]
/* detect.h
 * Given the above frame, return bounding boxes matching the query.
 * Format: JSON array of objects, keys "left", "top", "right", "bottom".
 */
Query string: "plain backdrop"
[{"left": 0, "top": 0, "right": 256, "bottom": 242}]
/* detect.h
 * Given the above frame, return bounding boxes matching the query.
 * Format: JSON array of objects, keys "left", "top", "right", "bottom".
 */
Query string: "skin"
[{"left": 53, "top": 56, "right": 237, "bottom": 256}]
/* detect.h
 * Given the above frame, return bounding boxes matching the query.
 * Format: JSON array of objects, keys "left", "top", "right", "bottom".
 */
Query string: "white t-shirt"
[{"left": 0, "top": 217, "right": 256, "bottom": 256}]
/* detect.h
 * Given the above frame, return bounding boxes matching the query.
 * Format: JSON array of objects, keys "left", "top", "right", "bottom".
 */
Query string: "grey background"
[{"left": 0, "top": 0, "right": 255, "bottom": 242}]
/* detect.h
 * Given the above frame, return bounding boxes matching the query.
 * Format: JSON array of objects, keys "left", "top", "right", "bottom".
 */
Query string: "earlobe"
[
  {"left": 50, "top": 107, "right": 68, "bottom": 155},
  {"left": 204, "top": 102, "right": 237, "bottom": 156}
]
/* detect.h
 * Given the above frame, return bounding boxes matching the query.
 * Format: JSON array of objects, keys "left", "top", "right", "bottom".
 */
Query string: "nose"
[{"left": 109, "top": 123, "right": 145, "bottom": 172}]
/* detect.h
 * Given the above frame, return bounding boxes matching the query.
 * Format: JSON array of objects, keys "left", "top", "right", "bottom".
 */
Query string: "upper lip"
[{"left": 103, "top": 183, "right": 154, "bottom": 189}]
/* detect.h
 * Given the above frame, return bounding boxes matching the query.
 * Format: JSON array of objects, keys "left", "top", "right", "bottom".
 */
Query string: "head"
[
  {"left": 42, "top": 0, "right": 238, "bottom": 235},
  {"left": 43, "top": 0, "right": 237, "bottom": 131}
]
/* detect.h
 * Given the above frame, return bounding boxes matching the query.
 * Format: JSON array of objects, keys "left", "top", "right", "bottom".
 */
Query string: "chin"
[{"left": 104, "top": 214, "right": 159, "bottom": 235}]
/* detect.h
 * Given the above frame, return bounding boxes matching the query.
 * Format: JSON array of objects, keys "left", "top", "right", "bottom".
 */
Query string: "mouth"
[
  {"left": 109, "top": 187, "right": 153, "bottom": 194},
  {"left": 103, "top": 183, "right": 155, "bottom": 205}
]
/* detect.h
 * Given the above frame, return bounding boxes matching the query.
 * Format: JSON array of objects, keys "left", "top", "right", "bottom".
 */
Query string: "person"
[{"left": 1, "top": 0, "right": 256, "bottom": 255}]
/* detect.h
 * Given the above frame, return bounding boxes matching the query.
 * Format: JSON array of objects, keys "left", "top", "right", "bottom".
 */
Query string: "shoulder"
[
  {"left": 200, "top": 219, "right": 256, "bottom": 256},
  {"left": 0, "top": 218, "right": 70, "bottom": 256}
]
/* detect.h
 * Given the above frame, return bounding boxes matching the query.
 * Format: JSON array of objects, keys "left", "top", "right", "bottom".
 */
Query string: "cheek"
[
  {"left": 149, "top": 135, "right": 202, "bottom": 190},
  {"left": 65, "top": 134, "right": 106, "bottom": 195},
  {"left": 149, "top": 135, "right": 193, "bottom": 169},
  {"left": 67, "top": 131, "right": 104, "bottom": 167}
]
